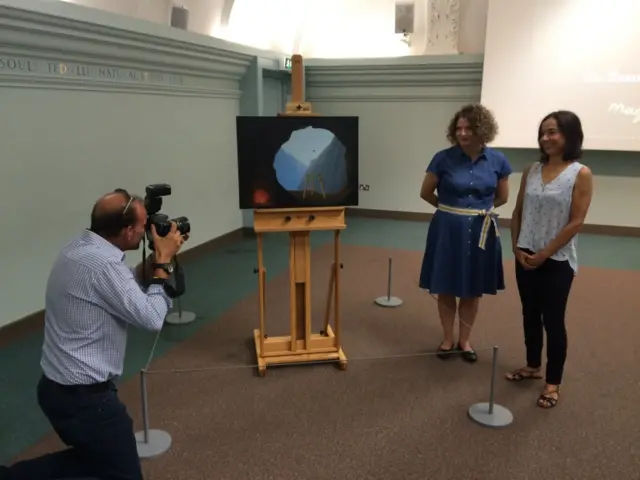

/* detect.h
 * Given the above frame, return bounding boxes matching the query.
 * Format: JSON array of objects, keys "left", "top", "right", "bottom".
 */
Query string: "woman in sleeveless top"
[
  {"left": 506, "top": 110, "right": 593, "bottom": 409},
  {"left": 419, "top": 104, "right": 512, "bottom": 362}
]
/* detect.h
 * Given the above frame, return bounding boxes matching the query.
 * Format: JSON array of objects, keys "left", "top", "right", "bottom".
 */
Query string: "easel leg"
[
  {"left": 334, "top": 230, "right": 346, "bottom": 370},
  {"left": 322, "top": 263, "right": 335, "bottom": 335},
  {"left": 289, "top": 232, "right": 311, "bottom": 348},
  {"left": 334, "top": 230, "right": 341, "bottom": 348},
  {"left": 321, "top": 231, "right": 347, "bottom": 371},
  {"left": 255, "top": 233, "right": 267, "bottom": 377},
  {"left": 303, "top": 232, "right": 312, "bottom": 349},
  {"left": 288, "top": 235, "right": 297, "bottom": 350}
]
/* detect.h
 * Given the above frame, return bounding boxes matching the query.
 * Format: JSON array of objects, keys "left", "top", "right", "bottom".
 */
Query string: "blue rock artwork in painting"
[{"left": 273, "top": 126, "right": 348, "bottom": 202}]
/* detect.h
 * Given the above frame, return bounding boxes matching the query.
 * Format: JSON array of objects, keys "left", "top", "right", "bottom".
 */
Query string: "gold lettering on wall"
[{"left": 0, "top": 56, "right": 184, "bottom": 86}]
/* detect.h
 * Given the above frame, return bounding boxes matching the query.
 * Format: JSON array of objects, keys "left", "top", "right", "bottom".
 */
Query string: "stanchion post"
[
  {"left": 165, "top": 297, "right": 197, "bottom": 325},
  {"left": 140, "top": 369, "right": 149, "bottom": 443},
  {"left": 488, "top": 344, "right": 498, "bottom": 415},
  {"left": 467, "top": 346, "right": 514, "bottom": 429},
  {"left": 375, "top": 257, "right": 403, "bottom": 307},
  {"left": 386, "top": 257, "right": 392, "bottom": 300},
  {"left": 135, "top": 369, "right": 173, "bottom": 458}
]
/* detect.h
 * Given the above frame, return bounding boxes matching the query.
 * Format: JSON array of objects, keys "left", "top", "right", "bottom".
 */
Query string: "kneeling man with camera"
[{"left": 2, "top": 186, "right": 189, "bottom": 480}]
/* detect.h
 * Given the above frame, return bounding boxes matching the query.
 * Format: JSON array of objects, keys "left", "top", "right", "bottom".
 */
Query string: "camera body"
[{"left": 144, "top": 183, "right": 191, "bottom": 251}]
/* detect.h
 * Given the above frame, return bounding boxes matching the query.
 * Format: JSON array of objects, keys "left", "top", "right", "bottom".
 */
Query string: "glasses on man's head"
[{"left": 114, "top": 188, "right": 134, "bottom": 216}]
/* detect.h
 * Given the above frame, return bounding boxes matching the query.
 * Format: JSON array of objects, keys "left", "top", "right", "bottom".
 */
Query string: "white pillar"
[{"left": 425, "top": 0, "right": 460, "bottom": 54}]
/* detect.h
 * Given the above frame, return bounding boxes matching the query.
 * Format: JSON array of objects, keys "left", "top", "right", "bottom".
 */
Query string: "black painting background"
[{"left": 236, "top": 116, "right": 359, "bottom": 209}]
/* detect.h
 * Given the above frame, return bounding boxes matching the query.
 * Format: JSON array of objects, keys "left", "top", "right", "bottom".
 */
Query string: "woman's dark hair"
[
  {"left": 446, "top": 103, "right": 499, "bottom": 145},
  {"left": 538, "top": 110, "right": 584, "bottom": 163}
]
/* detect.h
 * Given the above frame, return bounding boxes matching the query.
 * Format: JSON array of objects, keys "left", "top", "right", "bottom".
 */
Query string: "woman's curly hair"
[{"left": 446, "top": 103, "right": 499, "bottom": 145}]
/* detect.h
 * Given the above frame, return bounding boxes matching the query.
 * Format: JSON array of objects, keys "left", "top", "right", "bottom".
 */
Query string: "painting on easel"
[{"left": 235, "top": 116, "right": 359, "bottom": 209}]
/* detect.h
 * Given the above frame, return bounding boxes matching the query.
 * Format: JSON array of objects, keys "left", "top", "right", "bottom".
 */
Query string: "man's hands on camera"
[{"left": 151, "top": 222, "right": 186, "bottom": 279}]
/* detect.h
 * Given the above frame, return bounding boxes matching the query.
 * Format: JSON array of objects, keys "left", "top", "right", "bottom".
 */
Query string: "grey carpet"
[{"left": 13, "top": 243, "right": 640, "bottom": 480}]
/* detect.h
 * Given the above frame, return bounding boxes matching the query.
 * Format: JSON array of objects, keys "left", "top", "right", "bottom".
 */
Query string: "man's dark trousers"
[{"left": 7, "top": 374, "right": 143, "bottom": 480}]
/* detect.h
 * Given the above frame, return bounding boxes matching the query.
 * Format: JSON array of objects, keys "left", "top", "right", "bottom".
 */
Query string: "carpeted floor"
[{"left": 12, "top": 243, "right": 640, "bottom": 479}]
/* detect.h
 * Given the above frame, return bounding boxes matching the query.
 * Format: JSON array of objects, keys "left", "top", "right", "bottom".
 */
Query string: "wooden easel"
[{"left": 252, "top": 54, "right": 347, "bottom": 377}]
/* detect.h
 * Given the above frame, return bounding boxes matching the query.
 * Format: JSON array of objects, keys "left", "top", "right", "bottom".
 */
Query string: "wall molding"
[
  {"left": 0, "top": 3, "right": 256, "bottom": 96},
  {"left": 306, "top": 57, "right": 483, "bottom": 89},
  {"left": 0, "top": 73, "right": 243, "bottom": 99},
  {"left": 305, "top": 55, "right": 482, "bottom": 102},
  {"left": 308, "top": 93, "right": 479, "bottom": 103}
]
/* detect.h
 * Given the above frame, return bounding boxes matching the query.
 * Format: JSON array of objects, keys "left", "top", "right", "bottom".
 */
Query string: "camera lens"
[{"left": 172, "top": 216, "right": 190, "bottom": 235}]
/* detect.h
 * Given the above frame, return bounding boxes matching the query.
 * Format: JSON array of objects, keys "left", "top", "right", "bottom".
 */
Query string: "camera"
[
  {"left": 140, "top": 183, "right": 190, "bottom": 299},
  {"left": 144, "top": 183, "right": 191, "bottom": 251}
]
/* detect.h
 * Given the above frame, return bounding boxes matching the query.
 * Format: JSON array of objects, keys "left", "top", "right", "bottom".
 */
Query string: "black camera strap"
[
  {"left": 141, "top": 242, "right": 186, "bottom": 299},
  {"left": 162, "top": 257, "right": 186, "bottom": 299}
]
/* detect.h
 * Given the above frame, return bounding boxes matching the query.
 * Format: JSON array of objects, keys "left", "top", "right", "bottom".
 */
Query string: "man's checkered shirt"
[{"left": 40, "top": 229, "right": 172, "bottom": 385}]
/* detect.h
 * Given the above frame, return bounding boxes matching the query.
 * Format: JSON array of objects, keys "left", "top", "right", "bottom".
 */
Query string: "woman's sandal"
[
  {"left": 537, "top": 386, "right": 560, "bottom": 409},
  {"left": 504, "top": 367, "right": 543, "bottom": 382}
]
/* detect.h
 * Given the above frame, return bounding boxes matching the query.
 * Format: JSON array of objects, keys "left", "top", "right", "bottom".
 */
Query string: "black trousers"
[
  {"left": 515, "top": 249, "right": 575, "bottom": 385},
  {"left": 7, "top": 375, "right": 143, "bottom": 480}
]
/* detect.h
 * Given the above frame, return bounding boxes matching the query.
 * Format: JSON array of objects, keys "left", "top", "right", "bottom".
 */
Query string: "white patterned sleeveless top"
[{"left": 516, "top": 161, "right": 584, "bottom": 273}]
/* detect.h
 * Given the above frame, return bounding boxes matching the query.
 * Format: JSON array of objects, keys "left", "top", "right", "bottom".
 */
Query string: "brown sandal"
[
  {"left": 537, "top": 386, "right": 560, "bottom": 409},
  {"left": 505, "top": 367, "right": 543, "bottom": 382}
]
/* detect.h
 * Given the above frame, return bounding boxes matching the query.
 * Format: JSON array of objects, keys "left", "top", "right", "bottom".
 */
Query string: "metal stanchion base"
[
  {"left": 468, "top": 402, "right": 513, "bottom": 429},
  {"left": 374, "top": 296, "right": 403, "bottom": 307},
  {"left": 135, "top": 429, "right": 172, "bottom": 458},
  {"left": 165, "top": 311, "right": 196, "bottom": 325}
]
